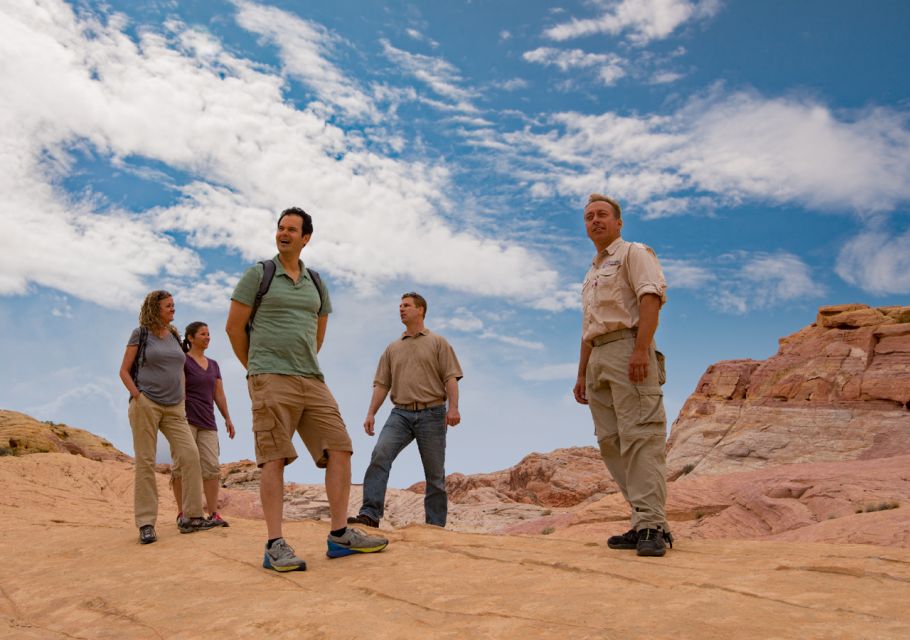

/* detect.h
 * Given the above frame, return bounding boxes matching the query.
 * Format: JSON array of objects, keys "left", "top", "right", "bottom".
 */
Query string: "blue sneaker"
[
  {"left": 326, "top": 527, "right": 389, "bottom": 559},
  {"left": 262, "top": 538, "right": 307, "bottom": 572}
]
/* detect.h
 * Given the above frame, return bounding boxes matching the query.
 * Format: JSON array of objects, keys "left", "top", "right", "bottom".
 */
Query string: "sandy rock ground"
[{"left": 2, "top": 453, "right": 909, "bottom": 640}]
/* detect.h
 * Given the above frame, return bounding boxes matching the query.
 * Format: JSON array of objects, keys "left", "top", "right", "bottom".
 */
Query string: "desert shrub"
[
  {"left": 541, "top": 509, "right": 552, "bottom": 516},
  {"left": 680, "top": 463, "right": 695, "bottom": 476},
  {"left": 541, "top": 527, "right": 555, "bottom": 535},
  {"left": 0, "top": 446, "right": 14, "bottom": 457}
]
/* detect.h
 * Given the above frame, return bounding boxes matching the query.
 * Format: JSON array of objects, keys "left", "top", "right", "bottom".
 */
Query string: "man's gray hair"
[{"left": 587, "top": 193, "right": 622, "bottom": 219}]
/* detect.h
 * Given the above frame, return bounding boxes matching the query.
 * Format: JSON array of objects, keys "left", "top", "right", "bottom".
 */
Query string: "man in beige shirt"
[
  {"left": 573, "top": 193, "right": 673, "bottom": 557},
  {"left": 348, "top": 292, "right": 463, "bottom": 528}
]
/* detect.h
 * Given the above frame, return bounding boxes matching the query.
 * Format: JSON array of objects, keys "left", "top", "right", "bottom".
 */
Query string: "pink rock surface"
[
  {"left": 410, "top": 446, "right": 617, "bottom": 508},
  {"left": 667, "top": 304, "right": 910, "bottom": 479},
  {"left": 4, "top": 453, "right": 910, "bottom": 639}
]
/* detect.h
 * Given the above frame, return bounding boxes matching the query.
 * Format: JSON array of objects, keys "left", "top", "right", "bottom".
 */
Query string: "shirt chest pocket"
[{"left": 591, "top": 264, "right": 625, "bottom": 311}]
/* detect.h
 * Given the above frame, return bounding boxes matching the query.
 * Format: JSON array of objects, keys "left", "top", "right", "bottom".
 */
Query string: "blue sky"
[{"left": 1, "top": 0, "right": 908, "bottom": 486}]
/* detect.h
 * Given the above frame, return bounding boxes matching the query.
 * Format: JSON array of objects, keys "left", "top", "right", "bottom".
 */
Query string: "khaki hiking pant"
[
  {"left": 128, "top": 393, "right": 204, "bottom": 527},
  {"left": 586, "top": 337, "right": 669, "bottom": 532}
]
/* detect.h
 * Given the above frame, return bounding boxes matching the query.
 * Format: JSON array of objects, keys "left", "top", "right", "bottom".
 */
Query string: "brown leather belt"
[
  {"left": 394, "top": 401, "right": 445, "bottom": 411},
  {"left": 591, "top": 328, "right": 637, "bottom": 347}
]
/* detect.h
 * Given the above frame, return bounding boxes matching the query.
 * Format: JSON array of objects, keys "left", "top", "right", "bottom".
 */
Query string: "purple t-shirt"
[{"left": 184, "top": 356, "right": 221, "bottom": 431}]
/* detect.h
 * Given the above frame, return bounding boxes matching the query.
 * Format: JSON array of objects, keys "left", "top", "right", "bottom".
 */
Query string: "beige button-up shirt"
[
  {"left": 373, "top": 329, "right": 463, "bottom": 406},
  {"left": 582, "top": 237, "right": 667, "bottom": 344}
]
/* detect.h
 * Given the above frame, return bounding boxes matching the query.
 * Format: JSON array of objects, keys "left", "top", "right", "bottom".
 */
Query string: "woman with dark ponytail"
[{"left": 171, "top": 321, "right": 235, "bottom": 526}]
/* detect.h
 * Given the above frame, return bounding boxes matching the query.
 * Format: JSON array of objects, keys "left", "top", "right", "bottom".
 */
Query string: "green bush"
[{"left": 541, "top": 527, "right": 555, "bottom": 535}]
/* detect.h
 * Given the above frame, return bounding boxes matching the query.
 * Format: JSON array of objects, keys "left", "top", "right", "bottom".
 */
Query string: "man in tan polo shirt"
[
  {"left": 348, "top": 292, "right": 463, "bottom": 528},
  {"left": 573, "top": 193, "right": 673, "bottom": 557}
]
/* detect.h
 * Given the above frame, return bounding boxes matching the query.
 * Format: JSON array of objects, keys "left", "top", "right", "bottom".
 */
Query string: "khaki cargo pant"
[
  {"left": 586, "top": 337, "right": 669, "bottom": 532},
  {"left": 128, "top": 393, "right": 204, "bottom": 527}
]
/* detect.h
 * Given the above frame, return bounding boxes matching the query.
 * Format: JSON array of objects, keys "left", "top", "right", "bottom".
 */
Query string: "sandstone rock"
[
  {"left": 532, "top": 454, "right": 910, "bottom": 548},
  {"left": 5, "top": 453, "right": 910, "bottom": 640},
  {"left": 410, "top": 447, "right": 617, "bottom": 508},
  {"left": 667, "top": 305, "right": 910, "bottom": 478},
  {"left": 0, "top": 409, "right": 130, "bottom": 462}
]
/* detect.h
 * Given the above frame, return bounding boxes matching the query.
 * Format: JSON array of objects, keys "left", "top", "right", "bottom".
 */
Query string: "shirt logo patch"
[{"left": 605, "top": 260, "right": 621, "bottom": 266}]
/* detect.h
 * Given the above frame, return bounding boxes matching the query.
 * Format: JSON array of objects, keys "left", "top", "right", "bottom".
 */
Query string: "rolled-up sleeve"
[{"left": 627, "top": 244, "right": 667, "bottom": 306}]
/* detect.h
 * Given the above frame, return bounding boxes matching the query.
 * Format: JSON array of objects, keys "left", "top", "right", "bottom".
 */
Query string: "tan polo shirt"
[
  {"left": 582, "top": 237, "right": 667, "bottom": 344},
  {"left": 374, "top": 329, "right": 463, "bottom": 406}
]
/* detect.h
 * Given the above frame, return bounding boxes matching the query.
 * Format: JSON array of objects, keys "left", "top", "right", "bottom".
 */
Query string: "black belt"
[
  {"left": 591, "top": 328, "right": 637, "bottom": 347},
  {"left": 394, "top": 402, "right": 445, "bottom": 411}
]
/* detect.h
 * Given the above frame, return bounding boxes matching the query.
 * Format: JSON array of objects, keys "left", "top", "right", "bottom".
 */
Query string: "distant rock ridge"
[
  {"left": 0, "top": 410, "right": 130, "bottom": 462},
  {"left": 666, "top": 303, "right": 910, "bottom": 479},
  {"left": 408, "top": 447, "right": 615, "bottom": 508}
]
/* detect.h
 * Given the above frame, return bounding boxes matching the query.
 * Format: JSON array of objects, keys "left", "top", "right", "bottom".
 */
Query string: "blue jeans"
[{"left": 360, "top": 406, "right": 448, "bottom": 526}]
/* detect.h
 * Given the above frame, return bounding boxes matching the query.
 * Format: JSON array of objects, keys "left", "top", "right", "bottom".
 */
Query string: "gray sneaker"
[
  {"left": 327, "top": 527, "right": 389, "bottom": 559},
  {"left": 263, "top": 538, "right": 307, "bottom": 572}
]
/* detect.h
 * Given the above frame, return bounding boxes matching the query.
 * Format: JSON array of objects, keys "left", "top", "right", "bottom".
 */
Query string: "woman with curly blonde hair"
[{"left": 118, "top": 290, "right": 215, "bottom": 544}]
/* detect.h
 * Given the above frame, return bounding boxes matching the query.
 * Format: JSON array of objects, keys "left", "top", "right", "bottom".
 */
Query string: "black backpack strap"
[
  {"left": 130, "top": 326, "right": 149, "bottom": 384},
  {"left": 307, "top": 268, "right": 326, "bottom": 316},
  {"left": 247, "top": 259, "right": 277, "bottom": 334}
]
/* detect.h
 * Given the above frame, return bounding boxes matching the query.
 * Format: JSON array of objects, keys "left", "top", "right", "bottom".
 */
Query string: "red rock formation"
[
  {"left": 409, "top": 446, "right": 616, "bottom": 508},
  {"left": 529, "top": 454, "right": 910, "bottom": 548},
  {"left": 667, "top": 304, "right": 910, "bottom": 479}
]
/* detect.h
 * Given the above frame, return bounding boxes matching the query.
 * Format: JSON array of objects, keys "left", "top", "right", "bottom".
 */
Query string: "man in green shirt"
[{"left": 226, "top": 207, "right": 388, "bottom": 571}]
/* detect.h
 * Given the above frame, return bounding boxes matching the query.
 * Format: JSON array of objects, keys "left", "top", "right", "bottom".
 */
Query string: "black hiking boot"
[
  {"left": 607, "top": 528, "right": 639, "bottom": 550},
  {"left": 636, "top": 528, "right": 672, "bottom": 557}
]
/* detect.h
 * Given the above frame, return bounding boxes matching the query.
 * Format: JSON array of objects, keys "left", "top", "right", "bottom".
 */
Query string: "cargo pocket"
[
  {"left": 251, "top": 399, "right": 278, "bottom": 455},
  {"left": 638, "top": 386, "right": 666, "bottom": 425},
  {"left": 655, "top": 350, "right": 666, "bottom": 386}
]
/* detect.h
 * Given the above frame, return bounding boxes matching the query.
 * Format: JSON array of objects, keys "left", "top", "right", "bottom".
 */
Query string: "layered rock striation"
[
  {"left": 0, "top": 410, "right": 130, "bottom": 462},
  {"left": 667, "top": 304, "right": 910, "bottom": 479},
  {"left": 409, "top": 446, "right": 615, "bottom": 508}
]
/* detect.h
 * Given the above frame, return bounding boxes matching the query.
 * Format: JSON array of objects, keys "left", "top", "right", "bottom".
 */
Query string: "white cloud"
[
  {"left": 655, "top": 252, "right": 822, "bottom": 314},
  {"left": 836, "top": 225, "right": 910, "bottom": 295},
  {"left": 380, "top": 39, "right": 478, "bottom": 112},
  {"left": 233, "top": 0, "right": 377, "bottom": 121},
  {"left": 709, "top": 252, "right": 822, "bottom": 314},
  {"left": 405, "top": 28, "right": 439, "bottom": 48},
  {"left": 497, "top": 90, "right": 910, "bottom": 216},
  {"left": 172, "top": 271, "right": 241, "bottom": 311},
  {"left": 0, "top": 0, "right": 571, "bottom": 311},
  {"left": 435, "top": 307, "right": 545, "bottom": 349},
  {"left": 494, "top": 78, "right": 529, "bottom": 91},
  {"left": 661, "top": 258, "right": 713, "bottom": 288},
  {"left": 523, "top": 47, "right": 626, "bottom": 86},
  {"left": 437, "top": 308, "right": 485, "bottom": 332},
  {"left": 544, "top": 0, "right": 722, "bottom": 45},
  {"left": 50, "top": 295, "right": 74, "bottom": 319},
  {"left": 650, "top": 70, "right": 684, "bottom": 84}
]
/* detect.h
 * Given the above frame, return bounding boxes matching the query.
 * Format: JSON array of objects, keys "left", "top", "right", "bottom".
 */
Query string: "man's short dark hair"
[
  {"left": 278, "top": 207, "right": 313, "bottom": 235},
  {"left": 402, "top": 292, "right": 427, "bottom": 318}
]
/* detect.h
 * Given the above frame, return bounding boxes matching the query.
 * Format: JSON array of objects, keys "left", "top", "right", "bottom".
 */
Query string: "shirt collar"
[
  {"left": 591, "top": 237, "right": 625, "bottom": 265},
  {"left": 400, "top": 328, "right": 430, "bottom": 340},
  {"left": 271, "top": 255, "right": 308, "bottom": 279}
]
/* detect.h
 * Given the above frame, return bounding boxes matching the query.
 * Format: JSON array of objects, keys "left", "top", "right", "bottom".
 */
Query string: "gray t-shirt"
[{"left": 128, "top": 328, "right": 186, "bottom": 406}]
